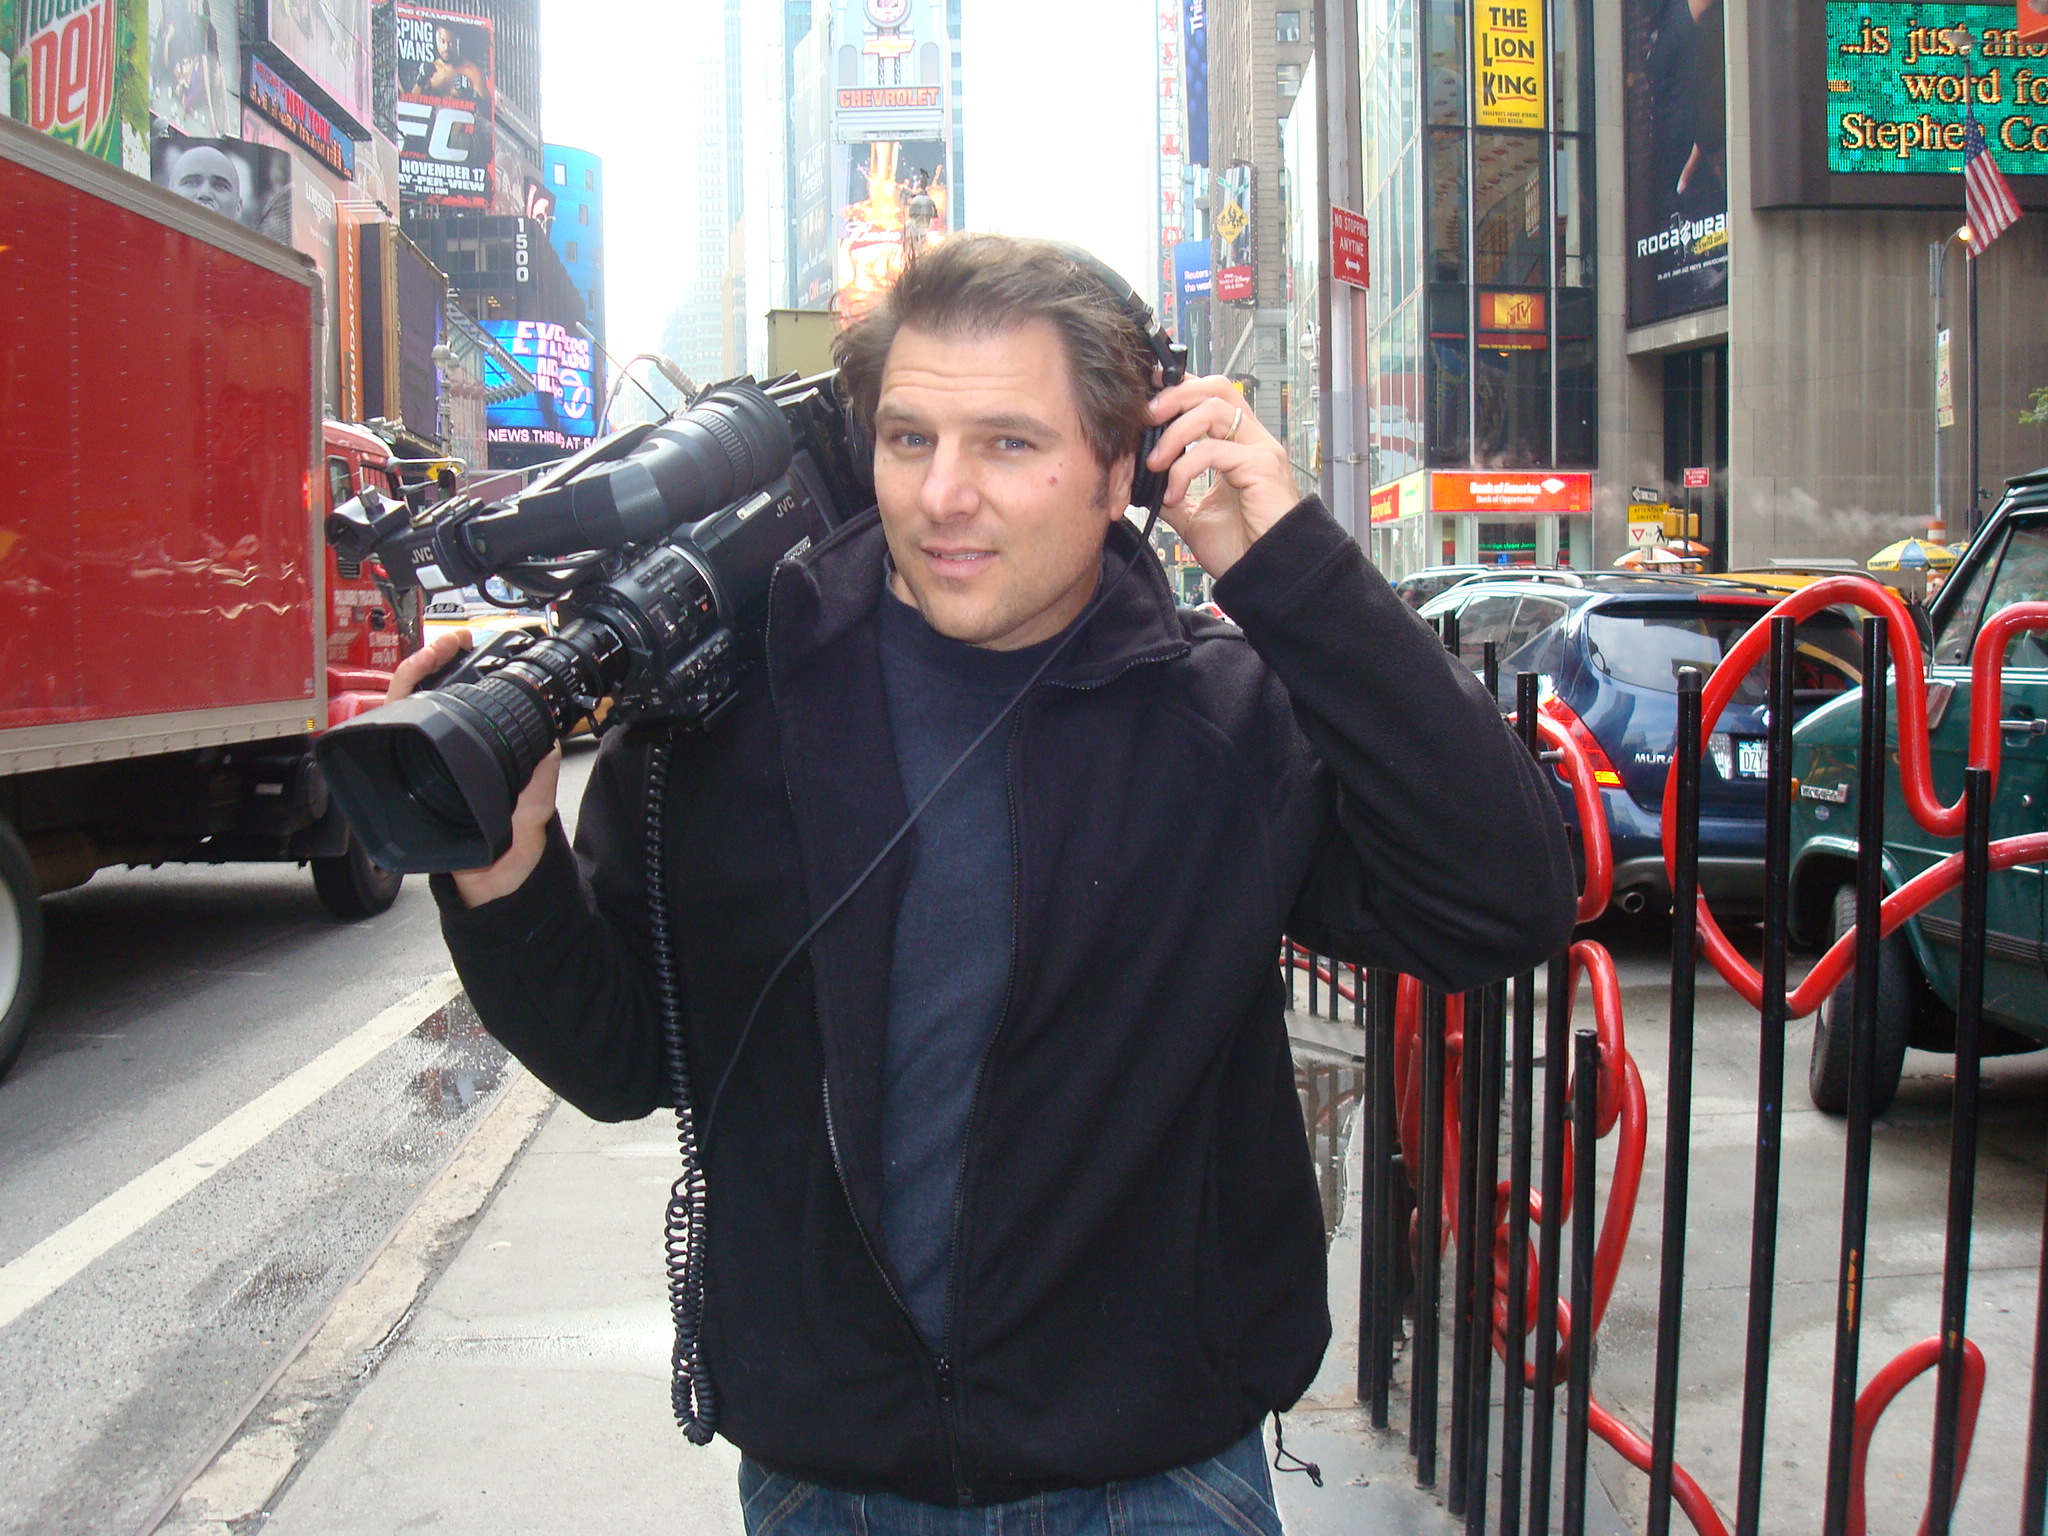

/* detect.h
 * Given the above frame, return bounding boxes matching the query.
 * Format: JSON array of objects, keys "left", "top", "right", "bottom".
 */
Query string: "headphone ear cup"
[{"left": 1132, "top": 423, "right": 1167, "bottom": 515}]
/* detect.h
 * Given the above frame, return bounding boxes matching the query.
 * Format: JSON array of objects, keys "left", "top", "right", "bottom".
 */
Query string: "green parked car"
[{"left": 1789, "top": 468, "right": 2048, "bottom": 1114}]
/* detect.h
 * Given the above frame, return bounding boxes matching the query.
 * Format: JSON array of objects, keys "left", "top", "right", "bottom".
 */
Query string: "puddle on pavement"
[
  {"left": 408, "top": 1060, "right": 505, "bottom": 1119},
  {"left": 412, "top": 993, "right": 489, "bottom": 1043},
  {"left": 1294, "top": 1050, "right": 1367, "bottom": 1240},
  {"left": 404, "top": 992, "right": 507, "bottom": 1121}
]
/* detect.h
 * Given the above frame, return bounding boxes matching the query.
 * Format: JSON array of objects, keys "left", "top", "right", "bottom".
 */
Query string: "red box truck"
[{"left": 0, "top": 116, "right": 426, "bottom": 1079}]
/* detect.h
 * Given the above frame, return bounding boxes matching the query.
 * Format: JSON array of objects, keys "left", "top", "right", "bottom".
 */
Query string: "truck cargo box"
[{"left": 0, "top": 113, "right": 324, "bottom": 779}]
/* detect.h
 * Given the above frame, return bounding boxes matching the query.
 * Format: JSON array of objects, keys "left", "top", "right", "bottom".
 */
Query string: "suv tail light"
[{"left": 1540, "top": 695, "right": 1625, "bottom": 788}]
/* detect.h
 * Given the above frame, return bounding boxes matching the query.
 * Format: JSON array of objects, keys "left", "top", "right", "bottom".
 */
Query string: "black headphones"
[
  {"left": 836, "top": 242, "right": 1190, "bottom": 515},
  {"left": 1044, "top": 243, "right": 1189, "bottom": 515}
]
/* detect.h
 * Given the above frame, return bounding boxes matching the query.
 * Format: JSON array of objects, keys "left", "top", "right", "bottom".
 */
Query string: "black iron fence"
[{"left": 1280, "top": 583, "right": 2048, "bottom": 1533}]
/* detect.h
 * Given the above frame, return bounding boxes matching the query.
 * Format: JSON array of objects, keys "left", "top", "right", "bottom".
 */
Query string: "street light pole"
[
  {"left": 1968, "top": 241, "right": 1983, "bottom": 533},
  {"left": 1941, "top": 24, "right": 1990, "bottom": 535},
  {"left": 1930, "top": 225, "right": 1970, "bottom": 538}
]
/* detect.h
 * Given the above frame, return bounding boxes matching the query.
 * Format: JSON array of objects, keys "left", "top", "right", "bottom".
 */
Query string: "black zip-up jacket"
[{"left": 435, "top": 497, "right": 1577, "bottom": 1506}]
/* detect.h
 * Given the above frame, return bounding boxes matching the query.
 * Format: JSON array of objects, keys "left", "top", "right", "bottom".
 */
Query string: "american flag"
[{"left": 1964, "top": 116, "right": 2022, "bottom": 250}]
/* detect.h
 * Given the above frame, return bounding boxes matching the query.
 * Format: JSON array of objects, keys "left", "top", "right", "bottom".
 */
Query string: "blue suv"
[{"left": 1419, "top": 575, "right": 1864, "bottom": 916}]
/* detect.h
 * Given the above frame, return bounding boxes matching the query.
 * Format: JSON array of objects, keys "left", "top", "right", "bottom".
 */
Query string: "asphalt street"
[{"left": 0, "top": 743, "right": 599, "bottom": 1536}]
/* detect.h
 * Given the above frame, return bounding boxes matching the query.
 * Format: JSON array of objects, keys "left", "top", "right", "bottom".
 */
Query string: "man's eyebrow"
[
  {"left": 972, "top": 411, "right": 1061, "bottom": 438},
  {"left": 870, "top": 406, "right": 1062, "bottom": 439}
]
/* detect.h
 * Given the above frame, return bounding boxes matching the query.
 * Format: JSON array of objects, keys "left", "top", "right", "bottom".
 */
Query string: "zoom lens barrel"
[{"left": 316, "top": 622, "right": 624, "bottom": 873}]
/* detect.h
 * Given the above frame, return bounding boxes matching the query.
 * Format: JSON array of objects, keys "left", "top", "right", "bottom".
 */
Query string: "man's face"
[
  {"left": 171, "top": 147, "right": 242, "bottom": 220},
  {"left": 436, "top": 25, "right": 455, "bottom": 59},
  {"left": 873, "top": 320, "right": 1133, "bottom": 652}
]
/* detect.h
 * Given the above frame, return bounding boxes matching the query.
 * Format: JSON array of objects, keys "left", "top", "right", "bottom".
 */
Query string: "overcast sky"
[{"left": 540, "top": 1, "right": 1158, "bottom": 360}]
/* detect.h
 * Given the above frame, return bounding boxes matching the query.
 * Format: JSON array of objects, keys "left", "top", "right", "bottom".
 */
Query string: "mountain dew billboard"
[{"left": 8, "top": 0, "right": 150, "bottom": 171}]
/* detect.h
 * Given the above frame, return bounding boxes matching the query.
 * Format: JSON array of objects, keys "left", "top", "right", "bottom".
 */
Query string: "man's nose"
[{"left": 918, "top": 438, "right": 980, "bottom": 521}]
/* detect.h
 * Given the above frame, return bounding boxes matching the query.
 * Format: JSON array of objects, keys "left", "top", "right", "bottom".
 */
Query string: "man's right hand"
[{"left": 387, "top": 629, "right": 563, "bottom": 908}]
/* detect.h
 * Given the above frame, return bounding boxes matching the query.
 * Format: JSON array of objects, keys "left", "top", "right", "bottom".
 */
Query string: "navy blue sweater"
[{"left": 874, "top": 587, "right": 1074, "bottom": 1346}]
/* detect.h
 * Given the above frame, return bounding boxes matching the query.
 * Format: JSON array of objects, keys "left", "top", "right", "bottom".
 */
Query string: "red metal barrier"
[
  {"left": 1847, "top": 1338, "right": 1985, "bottom": 1536},
  {"left": 1659, "top": 576, "right": 2041, "bottom": 1533},
  {"left": 1317, "top": 577, "right": 2043, "bottom": 1530},
  {"left": 1662, "top": 583, "right": 2048, "bottom": 1019}
]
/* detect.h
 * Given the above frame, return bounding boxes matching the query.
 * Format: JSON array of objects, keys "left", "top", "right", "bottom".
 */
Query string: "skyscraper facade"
[{"left": 544, "top": 143, "right": 606, "bottom": 348}]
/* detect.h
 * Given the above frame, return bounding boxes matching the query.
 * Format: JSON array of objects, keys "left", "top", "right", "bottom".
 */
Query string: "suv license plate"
[{"left": 1737, "top": 739, "right": 1769, "bottom": 779}]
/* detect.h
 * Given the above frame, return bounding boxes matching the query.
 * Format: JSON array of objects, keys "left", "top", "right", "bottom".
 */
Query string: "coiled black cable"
[{"left": 645, "top": 739, "right": 718, "bottom": 1443}]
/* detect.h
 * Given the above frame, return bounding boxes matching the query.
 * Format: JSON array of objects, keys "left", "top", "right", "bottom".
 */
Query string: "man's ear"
[{"left": 1109, "top": 451, "right": 1138, "bottom": 517}]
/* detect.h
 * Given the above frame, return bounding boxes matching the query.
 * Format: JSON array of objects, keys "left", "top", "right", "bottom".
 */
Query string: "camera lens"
[{"left": 391, "top": 731, "right": 476, "bottom": 831}]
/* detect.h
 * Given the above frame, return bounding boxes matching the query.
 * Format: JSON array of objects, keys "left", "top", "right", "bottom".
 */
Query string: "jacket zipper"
[
  {"left": 821, "top": 1076, "right": 971, "bottom": 1502},
  {"left": 1042, "top": 648, "right": 1186, "bottom": 698},
  {"left": 925, "top": 708, "right": 1029, "bottom": 1506},
  {"left": 777, "top": 568, "right": 974, "bottom": 1502}
]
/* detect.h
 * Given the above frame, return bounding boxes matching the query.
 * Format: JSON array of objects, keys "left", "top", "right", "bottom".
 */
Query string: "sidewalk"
[{"left": 199, "top": 1063, "right": 1464, "bottom": 1535}]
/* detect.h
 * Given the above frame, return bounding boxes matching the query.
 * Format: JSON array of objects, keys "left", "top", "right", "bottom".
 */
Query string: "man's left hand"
[{"left": 1144, "top": 375, "right": 1303, "bottom": 581}]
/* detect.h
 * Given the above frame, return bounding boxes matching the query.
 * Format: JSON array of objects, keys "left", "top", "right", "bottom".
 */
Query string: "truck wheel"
[
  {"left": 312, "top": 833, "right": 404, "bottom": 920},
  {"left": 0, "top": 819, "right": 45, "bottom": 1083},
  {"left": 1808, "top": 884, "right": 1914, "bottom": 1116}
]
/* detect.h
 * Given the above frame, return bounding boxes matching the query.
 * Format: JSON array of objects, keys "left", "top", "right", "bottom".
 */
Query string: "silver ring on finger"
[{"left": 1222, "top": 406, "right": 1243, "bottom": 443}]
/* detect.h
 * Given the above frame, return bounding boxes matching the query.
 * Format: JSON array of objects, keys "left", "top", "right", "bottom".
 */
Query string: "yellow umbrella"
[{"left": 1868, "top": 537, "right": 1958, "bottom": 572}]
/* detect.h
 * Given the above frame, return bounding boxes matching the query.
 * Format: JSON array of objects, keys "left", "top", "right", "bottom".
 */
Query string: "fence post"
[
  {"left": 1822, "top": 615, "right": 1891, "bottom": 1536},
  {"left": 1735, "top": 616, "right": 1796, "bottom": 1536},
  {"left": 1499, "top": 670, "right": 1544, "bottom": 1536},
  {"left": 1529, "top": 949, "right": 1573, "bottom": 1535},
  {"left": 1927, "top": 764, "right": 1991, "bottom": 1532},
  {"left": 1646, "top": 668, "right": 1704, "bottom": 1536},
  {"left": 1464, "top": 985, "right": 1504, "bottom": 1536},
  {"left": 1562, "top": 1026, "right": 1601, "bottom": 1536},
  {"left": 1415, "top": 986, "right": 1448, "bottom": 1487},
  {"left": 1451, "top": 989, "right": 1483, "bottom": 1516},
  {"left": 2026, "top": 1150, "right": 2048, "bottom": 1535},
  {"left": 1363, "top": 968, "right": 1400, "bottom": 1429}
]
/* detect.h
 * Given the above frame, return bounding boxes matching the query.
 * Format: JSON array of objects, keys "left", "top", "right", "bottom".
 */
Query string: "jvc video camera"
[{"left": 314, "top": 373, "right": 870, "bottom": 874}]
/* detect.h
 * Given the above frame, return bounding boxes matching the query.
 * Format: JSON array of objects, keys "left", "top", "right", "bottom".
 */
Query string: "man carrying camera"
[{"left": 397, "top": 235, "right": 1576, "bottom": 1535}]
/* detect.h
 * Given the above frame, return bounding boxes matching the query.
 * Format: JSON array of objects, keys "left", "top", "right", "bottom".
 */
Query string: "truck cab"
[{"left": 323, "top": 423, "right": 426, "bottom": 701}]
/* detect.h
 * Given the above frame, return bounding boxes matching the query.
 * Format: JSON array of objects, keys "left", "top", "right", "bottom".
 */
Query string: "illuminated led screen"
[{"left": 1827, "top": 2, "right": 2048, "bottom": 174}]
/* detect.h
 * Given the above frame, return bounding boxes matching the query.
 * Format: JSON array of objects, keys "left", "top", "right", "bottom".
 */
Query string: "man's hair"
[{"left": 833, "top": 235, "right": 1158, "bottom": 472}]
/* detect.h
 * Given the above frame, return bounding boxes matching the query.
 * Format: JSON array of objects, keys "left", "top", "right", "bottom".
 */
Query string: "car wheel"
[
  {"left": 312, "top": 833, "right": 404, "bottom": 920},
  {"left": 1808, "top": 884, "right": 1913, "bottom": 1116},
  {"left": 0, "top": 818, "right": 45, "bottom": 1083}
]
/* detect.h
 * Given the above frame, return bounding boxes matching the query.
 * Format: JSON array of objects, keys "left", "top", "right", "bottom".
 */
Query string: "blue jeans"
[{"left": 737, "top": 1428, "right": 1284, "bottom": 1536}]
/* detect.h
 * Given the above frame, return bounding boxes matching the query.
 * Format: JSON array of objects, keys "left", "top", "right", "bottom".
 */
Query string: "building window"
[
  {"left": 552, "top": 164, "right": 566, "bottom": 186},
  {"left": 579, "top": 203, "right": 590, "bottom": 226},
  {"left": 1277, "top": 61, "right": 1302, "bottom": 98},
  {"left": 585, "top": 169, "right": 596, "bottom": 191},
  {"left": 1276, "top": 10, "right": 1302, "bottom": 43},
  {"left": 566, "top": 241, "right": 579, "bottom": 264}
]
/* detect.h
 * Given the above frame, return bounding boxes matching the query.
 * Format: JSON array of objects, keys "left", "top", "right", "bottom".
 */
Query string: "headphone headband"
[
  {"left": 1045, "top": 241, "right": 1186, "bottom": 389},
  {"left": 1043, "top": 241, "right": 1189, "bottom": 516}
]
